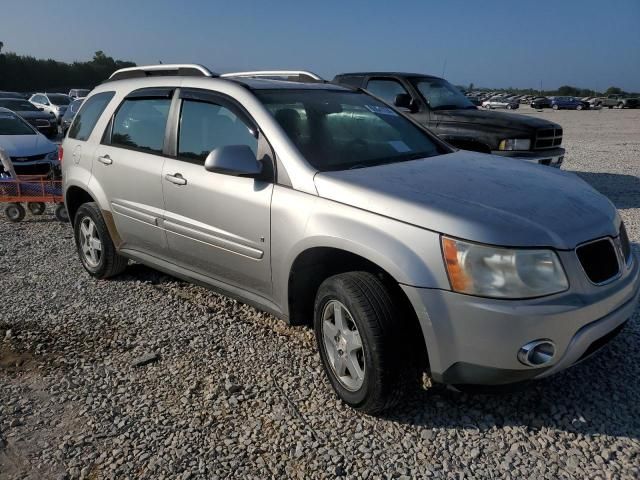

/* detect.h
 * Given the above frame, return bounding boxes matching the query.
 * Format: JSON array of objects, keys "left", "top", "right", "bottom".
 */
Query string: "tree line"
[{"left": 0, "top": 49, "right": 136, "bottom": 93}]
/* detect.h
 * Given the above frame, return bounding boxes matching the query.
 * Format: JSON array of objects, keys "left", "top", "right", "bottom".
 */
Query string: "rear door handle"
[
  {"left": 97, "top": 155, "right": 112, "bottom": 165},
  {"left": 164, "top": 173, "right": 187, "bottom": 186}
]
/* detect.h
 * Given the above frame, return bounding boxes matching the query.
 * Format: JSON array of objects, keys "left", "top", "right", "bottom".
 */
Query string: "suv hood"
[
  {"left": 432, "top": 108, "right": 559, "bottom": 132},
  {"left": 314, "top": 151, "right": 618, "bottom": 250}
]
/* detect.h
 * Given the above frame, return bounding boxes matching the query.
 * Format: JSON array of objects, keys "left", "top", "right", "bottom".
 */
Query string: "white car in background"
[
  {"left": 0, "top": 107, "right": 59, "bottom": 176},
  {"left": 29, "top": 92, "right": 72, "bottom": 124}
]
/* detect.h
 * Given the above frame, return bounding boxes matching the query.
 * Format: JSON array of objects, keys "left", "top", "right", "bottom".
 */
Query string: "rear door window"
[
  {"left": 69, "top": 92, "right": 115, "bottom": 141},
  {"left": 110, "top": 98, "right": 171, "bottom": 154}
]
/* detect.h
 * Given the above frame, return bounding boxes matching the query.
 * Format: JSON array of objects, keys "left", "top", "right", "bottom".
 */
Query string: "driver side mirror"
[
  {"left": 394, "top": 93, "right": 417, "bottom": 113},
  {"left": 204, "top": 145, "right": 262, "bottom": 177}
]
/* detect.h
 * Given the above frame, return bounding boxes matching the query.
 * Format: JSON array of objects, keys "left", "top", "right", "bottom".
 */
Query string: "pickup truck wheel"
[
  {"left": 314, "top": 272, "right": 411, "bottom": 414},
  {"left": 74, "top": 202, "right": 128, "bottom": 278},
  {"left": 4, "top": 203, "right": 25, "bottom": 222},
  {"left": 617, "top": 103, "right": 624, "bottom": 109}
]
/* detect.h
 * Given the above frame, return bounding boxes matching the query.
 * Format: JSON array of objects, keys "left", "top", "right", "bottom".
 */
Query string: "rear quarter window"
[{"left": 69, "top": 92, "right": 115, "bottom": 141}]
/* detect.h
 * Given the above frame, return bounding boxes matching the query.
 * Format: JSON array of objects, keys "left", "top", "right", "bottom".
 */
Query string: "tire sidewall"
[{"left": 314, "top": 280, "right": 382, "bottom": 408}]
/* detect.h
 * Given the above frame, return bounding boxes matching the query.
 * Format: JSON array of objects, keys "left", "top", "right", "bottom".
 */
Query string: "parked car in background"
[
  {"left": 550, "top": 96, "right": 587, "bottom": 110},
  {"left": 0, "top": 91, "right": 25, "bottom": 99},
  {"left": 0, "top": 107, "right": 59, "bottom": 176},
  {"left": 595, "top": 95, "right": 639, "bottom": 109},
  {"left": 63, "top": 64, "right": 638, "bottom": 414},
  {"left": 334, "top": 72, "right": 564, "bottom": 167},
  {"left": 61, "top": 98, "right": 85, "bottom": 135},
  {"left": 482, "top": 98, "right": 519, "bottom": 109},
  {"left": 0, "top": 98, "right": 58, "bottom": 138},
  {"left": 68, "top": 89, "right": 91, "bottom": 99},
  {"left": 29, "top": 93, "right": 71, "bottom": 123},
  {"left": 530, "top": 97, "right": 552, "bottom": 109}
]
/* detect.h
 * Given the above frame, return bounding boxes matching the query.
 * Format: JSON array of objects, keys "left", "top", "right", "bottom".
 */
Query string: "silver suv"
[{"left": 62, "top": 65, "right": 639, "bottom": 414}]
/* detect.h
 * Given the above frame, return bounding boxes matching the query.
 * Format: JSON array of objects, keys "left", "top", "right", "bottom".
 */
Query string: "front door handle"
[
  {"left": 97, "top": 155, "right": 112, "bottom": 165},
  {"left": 164, "top": 173, "right": 187, "bottom": 186}
]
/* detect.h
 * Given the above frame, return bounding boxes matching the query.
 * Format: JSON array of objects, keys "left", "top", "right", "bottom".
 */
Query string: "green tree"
[{"left": 605, "top": 86, "right": 623, "bottom": 96}]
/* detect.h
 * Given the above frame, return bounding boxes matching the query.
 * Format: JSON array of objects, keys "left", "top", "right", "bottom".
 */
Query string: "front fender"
[{"left": 270, "top": 186, "right": 450, "bottom": 316}]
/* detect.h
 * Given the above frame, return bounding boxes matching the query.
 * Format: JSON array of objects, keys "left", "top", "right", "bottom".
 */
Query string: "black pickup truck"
[{"left": 333, "top": 72, "right": 565, "bottom": 168}]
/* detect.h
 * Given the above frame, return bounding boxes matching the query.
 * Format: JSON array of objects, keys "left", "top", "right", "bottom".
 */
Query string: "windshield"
[
  {"left": 70, "top": 99, "right": 84, "bottom": 113},
  {"left": 256, "top": 89, "right": 445, "bottom": 171},
  {"left": 48, "top": 94, "right": 71, "bottom": 106},
  {"left": 0, "top": 99, "right": 39, "bottom": 111},
  {"left": 0, "top": 112, "right": 36, "bottom": 135},
  {"left": 413, "top": 78, "right": 476, "bottom": 110}
]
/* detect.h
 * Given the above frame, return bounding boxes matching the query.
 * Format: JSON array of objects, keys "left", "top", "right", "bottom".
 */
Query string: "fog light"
[{"left": 518, "top": 340, "right": 556, "bottom": 367}]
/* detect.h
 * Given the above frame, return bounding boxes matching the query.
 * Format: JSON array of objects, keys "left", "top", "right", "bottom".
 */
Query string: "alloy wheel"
[
  {"left": 79, "top": 217, "right": 102, "bottom": 268},
  {"left": 321, "top": 300, "right": 366, "bottom": 391}
]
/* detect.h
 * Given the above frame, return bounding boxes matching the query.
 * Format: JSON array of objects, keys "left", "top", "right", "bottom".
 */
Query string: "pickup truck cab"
[{"left": 333, "top": 72, "right": 565, "bottom": 168}]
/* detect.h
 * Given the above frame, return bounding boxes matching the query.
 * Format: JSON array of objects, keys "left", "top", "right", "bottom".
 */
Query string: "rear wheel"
[
  {"left": 27, "top": 202, "right": 46, "bottom": 215},
  {"left": 74, "top": 202, "right": 127, "bottom": 278},
  {"left": 314, "top": 271, "right": 413, "bottom": 414},
  {"left": 4, "top": 203, "right": 25, "bottom": 222}
]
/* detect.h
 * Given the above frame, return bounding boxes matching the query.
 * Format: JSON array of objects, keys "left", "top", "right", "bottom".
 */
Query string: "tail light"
[{"left": 58, "top": 145, "right": 64, "bottom": 164}]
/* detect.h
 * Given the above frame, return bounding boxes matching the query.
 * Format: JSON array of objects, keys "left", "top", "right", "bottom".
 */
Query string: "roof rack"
[
  {"left": 108, "top": 64, "right": 216, "bottom": 81},
  {"left": 220, "top": 70, "right": 324, "bottom": 83}
]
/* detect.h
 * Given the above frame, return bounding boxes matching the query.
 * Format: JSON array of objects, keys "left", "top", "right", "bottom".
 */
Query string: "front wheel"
[
  {"left": 576, "top": 104, "right": 583, "bottom": 111},
  {"left": 314, "top": 272, "right": 412, "bottom": 414},
  {"left": 552, "top": 104, "right": 559, "bottom": 110},
  {"left": 74, "top": 202, "right": 128, "bottom": 278}
]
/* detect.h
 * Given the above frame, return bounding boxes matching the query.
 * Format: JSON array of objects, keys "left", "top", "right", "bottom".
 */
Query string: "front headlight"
[
  {"left": 442, "top": 236, "right": 568, "bottom": 298},
  {"left": 46, "top": 150, "right": 58, "bottom": 161},
  {"left": 499, "top": 138, "right": 531, "bottom": 151}
]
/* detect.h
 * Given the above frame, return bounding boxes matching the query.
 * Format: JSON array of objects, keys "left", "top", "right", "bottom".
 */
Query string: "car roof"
[{"left": 336, "top": 72, "right": 445, "bottom": 80}]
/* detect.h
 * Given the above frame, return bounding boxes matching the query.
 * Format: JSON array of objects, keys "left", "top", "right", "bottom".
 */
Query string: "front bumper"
[
  {"left": 492, "top": 147, "right": 565, "bottom": 168},
  {"left": 401, "top": 252, "right": 639, "bottom": 385}
]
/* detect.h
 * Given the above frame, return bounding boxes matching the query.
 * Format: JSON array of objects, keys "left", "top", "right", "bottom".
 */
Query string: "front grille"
[
  {"left": 576, "top": 238, "right": 619, "bottom": 284},
  {"left": 534, "top": 127, "right": 563, "bottom": 150},
  {"left": 619, "top": 222, "right": 632, "bottom": 264}
]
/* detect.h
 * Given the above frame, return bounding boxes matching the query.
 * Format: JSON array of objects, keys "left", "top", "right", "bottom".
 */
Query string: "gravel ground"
[{"left": 1, "top": 109, "right": 639, "bottom": 479}]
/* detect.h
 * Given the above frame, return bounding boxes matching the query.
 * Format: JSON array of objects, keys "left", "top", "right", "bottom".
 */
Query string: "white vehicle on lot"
[
  {"left": 62, "top": 65, "right": 638, "bottom": 414},
  {"left": 29, "top": 92, "right": 71, "bottom": 123}
]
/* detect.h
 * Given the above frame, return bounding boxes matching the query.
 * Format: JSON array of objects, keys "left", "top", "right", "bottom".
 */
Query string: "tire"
[
  {"left": 617, "top": 103, "right": 624, "bottom": 109},
  {"left": 4, "top": 203, "right": 26, "bottom": 222},
  {"left": 608, "top": 105, "right": 613, "bottom": 109},
  {"left": 576, "top": 104, "right": 583, "bottom": 111},
  {"left": 314, "top": 271, "right": 413, "bottom": 414},
  {"left": 73, "top": 202, "right": 127, "bottom": 278},
  {"left": 552, "top": 104, "right": 559, "bottom": 110},
  {"left": 506, "top": 105, "right": 513, "bottom": 110},
  {"left": 27, "top": 202, "right": 46, "bottom": 215},
  {"left": 54, "top": 203, "right": 69, "bottom": 222}
]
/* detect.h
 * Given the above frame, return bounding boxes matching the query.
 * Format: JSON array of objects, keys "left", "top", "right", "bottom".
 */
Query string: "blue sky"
[{"left": 2, "top": 0, "right": 639, "bottom": 91}]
